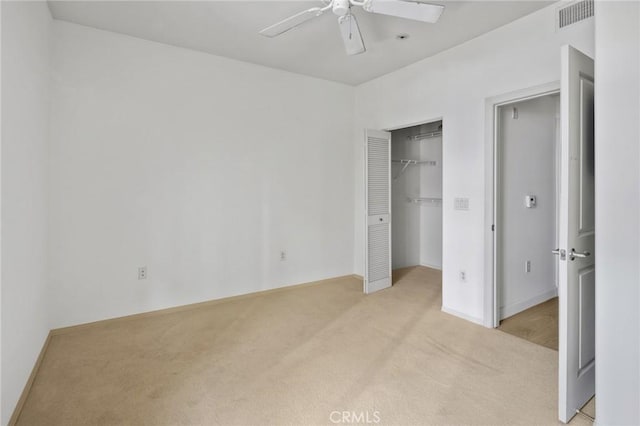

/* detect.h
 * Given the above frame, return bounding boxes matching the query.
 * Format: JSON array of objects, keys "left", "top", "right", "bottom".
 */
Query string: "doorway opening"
[
  {"left": 390, "top": 120, "right": 442, "bottom": 282},
  {"left": 485, "top": 45, "right": 597, "bottom": 422},
  {"left": 494, "top": 94, "right": 560, "bottom": 350}
]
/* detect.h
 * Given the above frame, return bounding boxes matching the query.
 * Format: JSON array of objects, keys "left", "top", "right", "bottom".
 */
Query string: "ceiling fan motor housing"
[{"left": 333, "top": 0, "right": 351, "bottom": 16}]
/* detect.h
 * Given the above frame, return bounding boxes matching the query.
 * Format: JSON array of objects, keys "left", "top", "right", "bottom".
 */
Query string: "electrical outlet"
[
  {"left": 525, "top": 260, "right": 531, "bottom": 273},
  {"left": 460, "top": 271, "right": 467, "bottom": 282},
  {"left": 280, "top": 251, "right": 286, "bottom": 261},
  {"left": 138, "top": 266, "right": 147, "bottom": 280}
]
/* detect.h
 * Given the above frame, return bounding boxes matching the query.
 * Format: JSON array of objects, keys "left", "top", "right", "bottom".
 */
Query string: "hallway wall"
[{"left": 1, "top": 2, "right": 53, "bottom": 423}]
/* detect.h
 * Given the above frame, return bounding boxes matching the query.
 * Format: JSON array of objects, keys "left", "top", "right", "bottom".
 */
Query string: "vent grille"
[{"left": 558, "top": 0, "right": 594, "bottom": 29}]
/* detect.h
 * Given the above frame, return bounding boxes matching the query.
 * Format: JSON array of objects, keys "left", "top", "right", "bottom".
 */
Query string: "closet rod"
[
  {"left": 392, "top": 159, "right": 438, "bottom": 166},
  {"left": 408, "top": 197, "right": 442, "bottom": 205},
  {"left": 407, "top": 131, "right": 442, "bottom": 141},
  {"left": 392, "top": 159, "right": 438, "bottom": 180}
]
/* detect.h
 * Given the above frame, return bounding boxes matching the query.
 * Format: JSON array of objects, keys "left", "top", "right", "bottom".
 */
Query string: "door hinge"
[{"left": 491, "top": 224, "right": 495, "bottom": 231}]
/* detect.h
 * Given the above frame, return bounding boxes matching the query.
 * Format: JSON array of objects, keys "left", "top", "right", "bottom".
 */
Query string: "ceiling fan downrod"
[{"left": 332, "top": 0, "right": 369, "bottom": 16}]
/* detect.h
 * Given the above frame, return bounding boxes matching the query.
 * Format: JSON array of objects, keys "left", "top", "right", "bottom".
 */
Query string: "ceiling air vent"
[{"left": 558, "top": 0, "right": 594, "bottom": 29}]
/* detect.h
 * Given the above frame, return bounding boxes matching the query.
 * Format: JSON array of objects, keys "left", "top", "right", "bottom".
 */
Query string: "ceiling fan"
[{"left": 259, "top": 0, "right": 445, "bottom": 56}]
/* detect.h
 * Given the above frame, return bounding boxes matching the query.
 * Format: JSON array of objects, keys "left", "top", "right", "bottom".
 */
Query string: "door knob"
[
  {"left": 570, "top": 248, "right": 591, "bottom": 261},
  {"left": 552, "top": 248, "right": 566, "bottom": 260}
]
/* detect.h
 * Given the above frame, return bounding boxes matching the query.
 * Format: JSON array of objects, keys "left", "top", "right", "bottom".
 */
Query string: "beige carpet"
[
  {"left": 17, "top": 267, "right": 592, "bottom": 425},
  {"left": 499, "top": 297, "right": 559, "bottom": 351}
]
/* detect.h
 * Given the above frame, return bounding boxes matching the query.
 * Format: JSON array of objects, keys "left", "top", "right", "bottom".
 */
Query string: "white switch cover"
[{"left": 454, "top": 198, "right": 470, "bottom": 210}]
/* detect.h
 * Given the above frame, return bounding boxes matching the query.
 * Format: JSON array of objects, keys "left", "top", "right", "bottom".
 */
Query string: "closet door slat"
[{"left": 365, "top": 129, "right": 392, "bottom": 294}]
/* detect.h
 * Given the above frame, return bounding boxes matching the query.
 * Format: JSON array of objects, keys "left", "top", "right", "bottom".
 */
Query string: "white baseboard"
[
  {"left": 500, "top": 288, "right": 558, "bottom": 320},
  {"left": 419, "top": 262, "right": 442, "bottom": 271},
  {"left": 9, "top": 332, "right": 52, "bottom": 425},
  {"left": 441, "top": 306, "right": 484, "bottom": 326}
]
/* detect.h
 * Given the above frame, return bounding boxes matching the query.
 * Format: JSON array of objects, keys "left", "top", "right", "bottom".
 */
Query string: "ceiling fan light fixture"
[{"left": 333, "top": 0, "right": 351, "bottom": 16}]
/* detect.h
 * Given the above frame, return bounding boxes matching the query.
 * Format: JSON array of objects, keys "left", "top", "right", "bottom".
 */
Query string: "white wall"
[
  {"left": 594, "top": 1, "right": 640, "bottom": 424},
  {"left": 48, "top": 21, "right": 355, "bottom": 328},
  {"left": 418, "top": 128, "right": 443, "bottom": 269},
  {"left": 354, "top": 4, "right": 594, "bottom": 323},
  {"left": 391, "top": 128, "right": 422, "bottom": 269},
  {"left": 1, "top": 2, "right": 52, "bottom": 424},
  {"left": 498, "top": 95, "right": 558, "bottom": 319}
]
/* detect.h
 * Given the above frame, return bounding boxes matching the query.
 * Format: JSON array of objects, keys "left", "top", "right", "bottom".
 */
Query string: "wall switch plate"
[
  {"left": 525, "top": 260, "right": 531, "bottom": 273},
  {"left": 454, "top": 198, "right": 470, "bottom": 211},
  {"left": 138, "top": 266, "right": 147, "bottom": 280}
]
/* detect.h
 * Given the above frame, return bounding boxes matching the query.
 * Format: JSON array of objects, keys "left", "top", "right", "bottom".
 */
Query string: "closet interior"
[{"left": 391, "top": 120, "right": 443, "bottom": 271}]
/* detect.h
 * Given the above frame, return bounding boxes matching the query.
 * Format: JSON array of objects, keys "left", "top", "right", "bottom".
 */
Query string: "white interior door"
[
  {"left": 365, "top": 129, "right": 392, "bottom": 294},
  {"left": 558, "top": 45, "right": 595, "bottom": 423}
]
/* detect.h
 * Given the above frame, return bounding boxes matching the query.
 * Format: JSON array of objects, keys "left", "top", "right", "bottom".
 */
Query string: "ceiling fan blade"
[
  {"left": 338, "top": 14, "right": 366, "bottom": 56},
  {"left": 259, "top": 7, "right": 326, "bottom": 38},
  {"left": 364, "top": 0, "right": 444, "bottom": 23}
]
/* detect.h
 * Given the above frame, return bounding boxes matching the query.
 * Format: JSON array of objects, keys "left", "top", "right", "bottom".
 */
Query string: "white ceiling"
[{"left": 48, "top": 1, "right": 553, "bottom": 86}]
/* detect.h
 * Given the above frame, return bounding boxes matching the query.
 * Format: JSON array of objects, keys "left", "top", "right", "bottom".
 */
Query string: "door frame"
[
  {"left": 384, "top": 116, "right": 444, "bottom": 132},
  {"left": 483, "top": 81, "right": 560, "bottom": 328},
  {"left": 363, "top": 115, "right": 444, "bottom": 283}
]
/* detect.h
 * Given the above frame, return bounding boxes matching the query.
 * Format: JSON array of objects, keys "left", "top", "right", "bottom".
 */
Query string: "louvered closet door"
[{"left": 365, "top": 129, "right": 392, "bottom": 294}]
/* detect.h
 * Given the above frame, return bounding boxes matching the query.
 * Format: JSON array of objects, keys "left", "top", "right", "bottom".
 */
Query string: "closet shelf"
[
  {"left": 392, "top": 159, "right": 438, "bottom": 180},
  {"left": 407, "top": 131, "right": 442, "bottom": 141},
  {"left": 408, "top": 197, "right": 442, "bottom": 205},
  {"left": 392, "top": 159, "right": 437, "bottom": 166}
]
